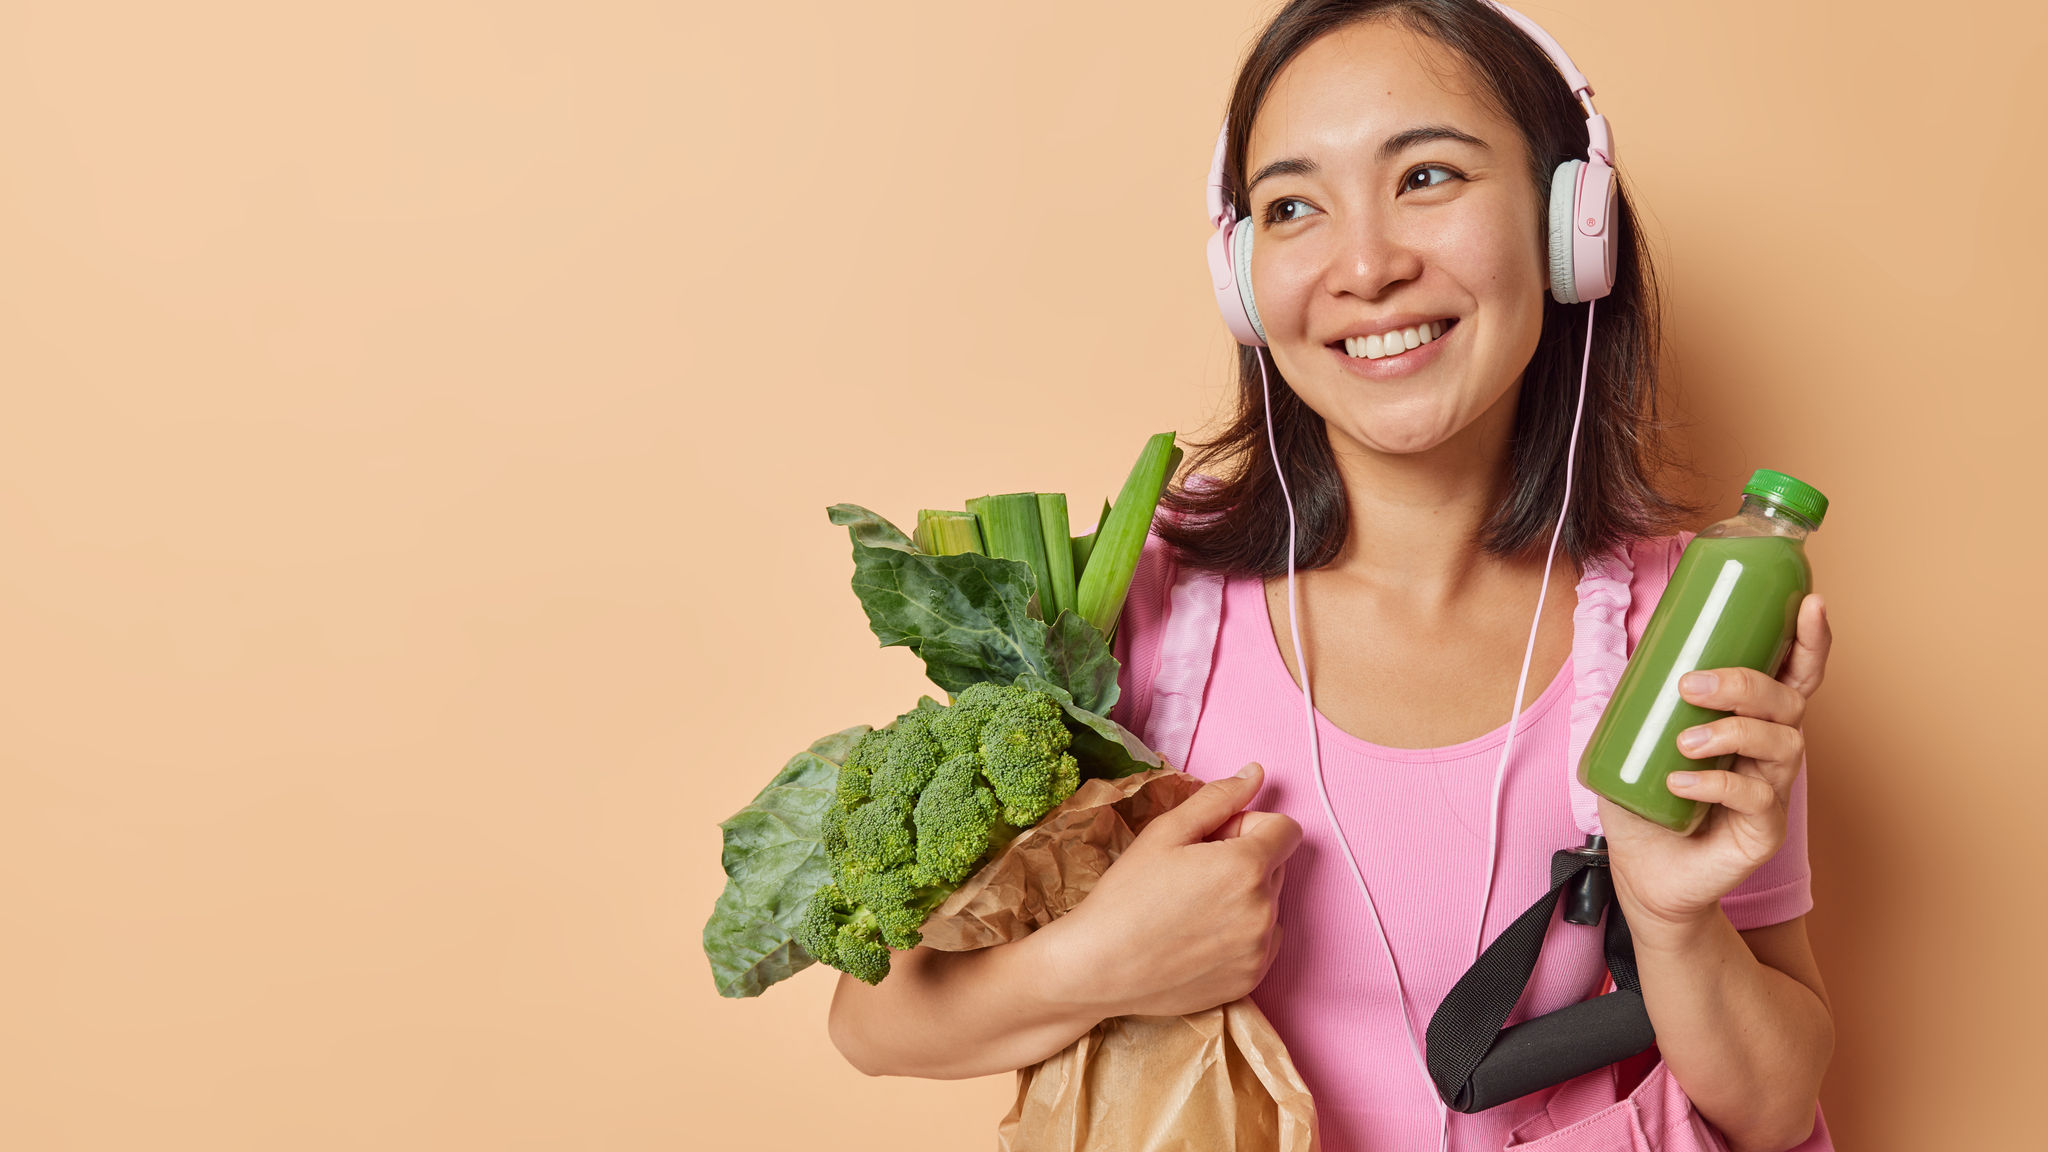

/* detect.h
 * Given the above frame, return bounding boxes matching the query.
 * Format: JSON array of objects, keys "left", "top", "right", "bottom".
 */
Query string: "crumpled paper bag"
[
  {"left": 997, "top": 1000, "right": 1318, "bottom": 1152},
  {"left": 920, "top": 767, "right": 1319, "bottom": 1151}
]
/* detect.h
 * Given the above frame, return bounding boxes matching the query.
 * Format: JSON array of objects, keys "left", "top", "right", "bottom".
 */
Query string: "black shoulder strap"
[{"left": 1424, "top": 840, "right": 1657, "bottom": 1113}]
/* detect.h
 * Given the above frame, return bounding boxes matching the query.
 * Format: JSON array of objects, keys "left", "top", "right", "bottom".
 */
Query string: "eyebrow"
[{"left": 1245, "top": 124, "right": 1490, "bottom": 195}]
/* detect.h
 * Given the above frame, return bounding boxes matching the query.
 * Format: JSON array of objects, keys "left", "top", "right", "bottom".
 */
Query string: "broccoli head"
[
  {"left": 913, "top": 753, "right": 1003, "bottom": 887},
  {"left": 868, "top": 706, "right": 943, "bottom": 801},
  {"left": 799, "top": 682, "right": 1082, "bottom": 984},
  {"left": 793, "top": 882, "right": 891, "bottom": 986},
  {"left": 832, "top": 727, "right": 888, "bottom": 809},
  {"left": 949, "top": 681, "right": 1081, "bottom": 827}
]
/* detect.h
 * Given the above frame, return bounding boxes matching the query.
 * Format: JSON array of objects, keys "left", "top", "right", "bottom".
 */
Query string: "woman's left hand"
[{"left": 1601, "top": 594, "right": 1832, "bottom": 935}]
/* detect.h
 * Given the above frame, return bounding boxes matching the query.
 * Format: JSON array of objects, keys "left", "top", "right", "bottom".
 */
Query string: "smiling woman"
[
  {"left": 1159, "top": 0, "right": 1689, "bottom": 574},
  {"left": 822, "top": 4, "right": 1837, "bottom": 1152},
  {"left": 1132, "top": 3, "right": 1834, "bottom": 1151}
]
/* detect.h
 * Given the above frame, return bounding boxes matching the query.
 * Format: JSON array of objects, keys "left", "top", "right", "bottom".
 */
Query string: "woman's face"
[{"left": 1243, "top": 20, "right": 1548, "bottom": 462}]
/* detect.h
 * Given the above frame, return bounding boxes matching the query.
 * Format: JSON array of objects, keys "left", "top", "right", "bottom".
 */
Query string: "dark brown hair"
[{"left": 1158, "top": 0, "right": 1692, "bottom": 575}]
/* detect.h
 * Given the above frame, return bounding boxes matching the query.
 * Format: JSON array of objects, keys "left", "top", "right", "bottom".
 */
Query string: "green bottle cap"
[{"left": 1742, "top": 469, "right": 1828, "bottom": 528}]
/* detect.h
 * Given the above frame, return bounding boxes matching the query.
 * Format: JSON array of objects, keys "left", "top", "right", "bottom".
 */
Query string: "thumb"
[{"left": 1144, "top": 764, "right": 1264, "bottom": 846}]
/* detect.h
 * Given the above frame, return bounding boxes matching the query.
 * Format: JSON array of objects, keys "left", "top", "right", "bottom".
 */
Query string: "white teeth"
[{"left": 1343, "top": 320, "right": 1452, "bottom": 359}]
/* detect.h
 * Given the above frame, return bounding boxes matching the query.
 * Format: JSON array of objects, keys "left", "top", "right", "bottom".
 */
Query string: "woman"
[{"left": 826, "top": 3, "right": 1835, "bottom": 1149}]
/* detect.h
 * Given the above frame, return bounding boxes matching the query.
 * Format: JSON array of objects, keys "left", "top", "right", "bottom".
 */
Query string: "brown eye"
[
  {"left": 1263, "top": 197, "right": 1316, "bottom": 225},
  {"left": 1402, "top": 165, "right": 1463, "bottom": 193}
]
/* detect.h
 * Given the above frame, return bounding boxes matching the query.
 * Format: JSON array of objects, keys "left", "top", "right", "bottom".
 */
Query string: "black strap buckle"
[{"left": 1424, "top": 834, "right": 1656, "bottom": 1113}]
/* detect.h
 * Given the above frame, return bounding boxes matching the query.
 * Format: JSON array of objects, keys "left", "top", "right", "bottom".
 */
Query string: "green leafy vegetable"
[
  {"left": 795, "top": 683, "right": 1081, "bottom": 985},
  {"left": 1017, "top": 673, "right": 1162, "bottom": 780},
  {"left": 829, "top": 504, "right": 1119, "bottom": 711},
  {"left": 706, "top": 434, "right": 1182, "bottom": 998},
  {"left": 703, "top": 725, "right": 868, "bottom": 998}
]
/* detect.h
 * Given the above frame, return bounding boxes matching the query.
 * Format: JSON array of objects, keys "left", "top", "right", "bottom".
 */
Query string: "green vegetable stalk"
[
  {"left": 1034, "top": 493, "right": 1077, "bottom": 621},
  {"left": 1073, "top": 432, "right": 1181, "bottom": 636},
  {"left": 968, "top": 493, "right": 1058, "bottom": 618},
  {"left": 1070, "top": 498, "right": 1112, "bottom": 581},
  {"left": 914, "top": 509, "right": 984, "bottom": 556}
]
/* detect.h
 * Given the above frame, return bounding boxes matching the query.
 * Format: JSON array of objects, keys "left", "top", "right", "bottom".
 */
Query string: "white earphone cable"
[
  {"left": 1257, "top": 347, "right": 1449, "bottom": 1145},
  {"left": 1257, "top": 297, "right": 1595, "bottom": 1150},
  {"left": 1470, "top": 296, "right": 1596, "bottom": 971}
]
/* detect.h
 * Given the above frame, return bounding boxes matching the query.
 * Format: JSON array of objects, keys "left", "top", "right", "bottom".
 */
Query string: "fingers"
[
  {"left": 1778, "top": 595, "right": 1832, "bottom": 699},
  {"left": 1666, "top": 767, "right": 1779, "bottom": 817},
  {"left": 1675, "top": 714, "right": 1805, "bottom": 798},
  {"left": 1676, "top": 712, "right": 1804, "bottom": 765},
  {"left": 1145, "top": 763, "right": 1264, "bottom": 845},
  {"left": 1234, "top": 809, "right": 1304, "bottom": 865},
  {"left": 1676, "top": 595, "right": 1832, "bottom": 726},
  {"left": 1678, "top": 665, "right": 1806, "bottom": 728}
]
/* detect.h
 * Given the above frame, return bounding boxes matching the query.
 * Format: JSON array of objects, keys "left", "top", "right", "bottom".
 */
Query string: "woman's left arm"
[{"left": 1601, "top": 593, "right": 1836, "bottom": 1152}]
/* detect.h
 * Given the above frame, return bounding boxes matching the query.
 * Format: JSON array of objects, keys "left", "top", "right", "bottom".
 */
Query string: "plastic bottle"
[{"left": 1577, "top": 469, "right": 1829, "bottom": 834}]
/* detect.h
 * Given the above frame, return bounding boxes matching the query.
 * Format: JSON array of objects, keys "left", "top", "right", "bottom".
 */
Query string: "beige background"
[{"left": 3, "top": 0, "right": 2041, "bottom": 1147}]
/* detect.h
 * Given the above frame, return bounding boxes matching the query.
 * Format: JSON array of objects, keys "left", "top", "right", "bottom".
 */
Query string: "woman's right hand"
[{"left": 1037, "top": 763, "right": 1302, "bottom": 1018}]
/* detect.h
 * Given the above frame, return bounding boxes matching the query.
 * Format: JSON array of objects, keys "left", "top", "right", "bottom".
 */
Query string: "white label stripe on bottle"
[{"left": 1617, "top": 558, "right": 1745, "bottom": 785}]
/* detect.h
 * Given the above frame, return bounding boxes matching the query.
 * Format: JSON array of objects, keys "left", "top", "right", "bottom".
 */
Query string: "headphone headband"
[{"left": 1205, "top": 0, "right": 1615, "bottom": 225}]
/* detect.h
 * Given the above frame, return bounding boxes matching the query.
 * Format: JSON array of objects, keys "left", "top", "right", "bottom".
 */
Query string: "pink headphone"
[{"left": 1204, "top": 0, "right": 1618, "bottom": 347}]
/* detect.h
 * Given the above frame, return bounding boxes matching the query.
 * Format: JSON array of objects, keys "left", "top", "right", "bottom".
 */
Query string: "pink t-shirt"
[{"left": 1109, "top": 533, "right": 1812, "bottom": 1152}]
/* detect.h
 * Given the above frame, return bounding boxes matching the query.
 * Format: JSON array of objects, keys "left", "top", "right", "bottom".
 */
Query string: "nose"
[{"left": 1321, "top": 206, "right": 1425, "bottom": 300}]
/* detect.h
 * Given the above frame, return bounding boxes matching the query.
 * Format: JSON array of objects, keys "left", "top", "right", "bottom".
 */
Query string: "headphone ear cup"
[
  {"left": 1206, "top": 214, "right": 1268, "bottom": 348},
  {"left": 1547, "top": 159, "right": 1583, "bottom": 304},
  {"left": 1230, "top": 216, "right": 1270, "bottom": 346}
]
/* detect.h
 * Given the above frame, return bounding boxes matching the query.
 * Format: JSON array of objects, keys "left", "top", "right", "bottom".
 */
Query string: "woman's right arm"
[
  {"left": 827, "top": 764, "right": 1302, "bottom": 1080},
  {"left": 826, "top": 930, "right": 1103, "bottom": 1079}
]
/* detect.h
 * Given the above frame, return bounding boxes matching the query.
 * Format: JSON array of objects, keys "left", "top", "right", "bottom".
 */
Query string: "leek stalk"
[
  {"left": 967, "top": 493, "right": 1057, "bottom": 619},
  {"left": 1073, "top": 433, "right": 1178, "bottom": 636},
  {"left": 914, "top": 509, "right": 985, "bottom": 556},
  {"left": 1033, "top": 493, "right": 1076, "bottom": 620}
]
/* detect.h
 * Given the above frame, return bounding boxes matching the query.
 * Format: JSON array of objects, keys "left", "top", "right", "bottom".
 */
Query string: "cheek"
[
  {"left": 1251, "top": 243, "right": 1325, "bottom": 320},
  {"left": 1423, "top": 210, "right": 1545, "bottom": 297}
]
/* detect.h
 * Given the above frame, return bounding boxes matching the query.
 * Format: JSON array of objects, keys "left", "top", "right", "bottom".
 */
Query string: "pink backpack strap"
[
  {"left": 1124, "top": 482, "right": 1231, "bottom": 773},
  {"left": 1566, "top": 546, "right": 1635, "bottom": 837},
  {"left": 1565, "top": 533, "right": 1695, "bottom": 837},
  {"left": 1141, "top": 562, "right": 1226, "bottom": 773}
]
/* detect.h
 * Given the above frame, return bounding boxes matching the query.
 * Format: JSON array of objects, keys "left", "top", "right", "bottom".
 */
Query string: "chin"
[{"left": 1340, "top": 413, "right": 1466, "bottom": 457}]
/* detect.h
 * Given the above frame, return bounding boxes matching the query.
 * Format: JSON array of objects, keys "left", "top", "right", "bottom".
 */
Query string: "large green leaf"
[
  {"left": 829, "top": 504, "right": 1050, "bottom": 696},
  {"left": 702, "top": 725, "right": 868, "bottom": 998},
  {"left": 1043, "top": 609, "right": 1120, "bottom": 716},
  {"left": 829, "top": 503, "right": 915, "bottom": 553},
  {"left": 821, "top": 503, "right": 1162, "bottom": 778}
]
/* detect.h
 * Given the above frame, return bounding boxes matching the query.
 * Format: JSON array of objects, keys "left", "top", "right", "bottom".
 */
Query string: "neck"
[{"left": 1317, "top": 390, "right": 1560, "bottom": 606}]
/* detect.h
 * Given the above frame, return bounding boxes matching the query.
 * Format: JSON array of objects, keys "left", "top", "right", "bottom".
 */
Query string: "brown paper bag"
[
  {"left": 920, "top": 768, "right": 1319, "bottom": 1151},
  {"left": 997, "top": 1000, "right": 1318, "bottom": 1152}
]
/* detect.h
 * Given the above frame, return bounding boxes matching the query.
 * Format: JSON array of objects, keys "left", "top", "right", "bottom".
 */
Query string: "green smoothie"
[{"left": 1577, "top": 471, "right": 1827, "bottom": 833}]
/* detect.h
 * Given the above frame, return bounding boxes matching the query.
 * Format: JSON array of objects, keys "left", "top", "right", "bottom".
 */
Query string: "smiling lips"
[{"left": 1339, "top": 318, "right": 1457, "bottom": 360}]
